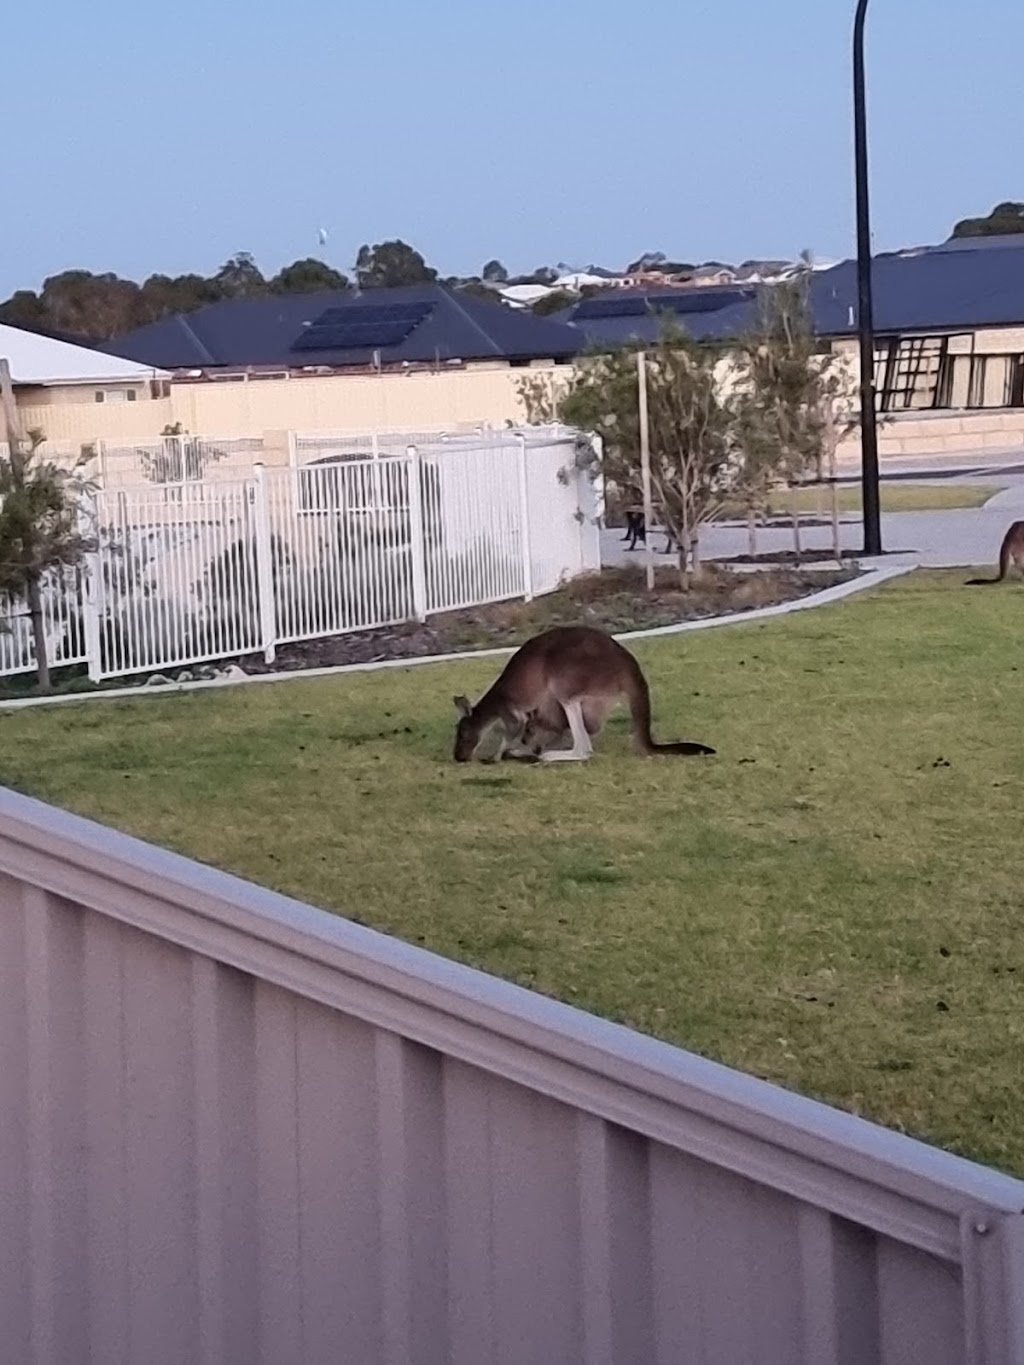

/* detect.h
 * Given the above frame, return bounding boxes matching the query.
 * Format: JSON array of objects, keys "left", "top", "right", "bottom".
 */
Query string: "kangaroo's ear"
[{"left": 453, "top": 694, "right": 472, "bottom": 717}]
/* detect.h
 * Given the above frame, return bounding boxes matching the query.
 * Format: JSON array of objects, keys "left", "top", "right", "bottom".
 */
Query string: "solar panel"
[
  {"left": 310, "top": 302, "right": 434, "bottom": 327},
  {"left": 291, "top": 300, "right": 435, "bottom": 353},
  {"left": 572, "top": 295, "right": 652, "bottom": 320},
  {"left": 574, "top": 290, "right": 750, "bottom": 321}
]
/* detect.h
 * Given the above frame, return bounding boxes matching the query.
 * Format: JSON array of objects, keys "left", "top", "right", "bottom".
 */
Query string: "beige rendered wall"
[
  {"left": 16, "top": 380, "right": 160, "bottom": 407},
  {"left": 16, "top": 365, "right": 566, "bottom": 447},
  {"left": 14, "top": 332, "right": 1024, "bottom": 463},
  {"left": 836, "top": 409, "right": 1024, "bottom": 465}
]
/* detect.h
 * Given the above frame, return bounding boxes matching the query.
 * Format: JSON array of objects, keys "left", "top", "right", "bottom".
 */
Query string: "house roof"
[
  {"left": 103, "top": 285, "right": 582, "bottom": 371},
  {"left": 0, "top": 322, "right": 168, "bottom": 386},
  {"left": 919, "top": 232, "right": 1024, "bottom": 254},
  {"left": 558, "top": 286, "right": 758, "bottom": 348},
  {"left": 499, "top": 283, "right": 556, "bottom": 307},
  {"left": 810, "top": 240, "right": 1024, "bottom": 335},
  {"left": 561, "top": 238, "right": 1024, "bottom": 346}
]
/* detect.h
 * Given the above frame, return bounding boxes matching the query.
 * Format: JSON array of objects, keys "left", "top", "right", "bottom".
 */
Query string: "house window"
[
  {"left": 965, "top": 355, "right": 1022, "bottom": 408},
  {"left": 1010, "top": 356, "right": 1024, "bottom": 408},
  {"left": 875, "top": 337, "right": 947, "bottom": 411},
  {"left": 94, "top": 389, "right": 138, "bottom": 404}
]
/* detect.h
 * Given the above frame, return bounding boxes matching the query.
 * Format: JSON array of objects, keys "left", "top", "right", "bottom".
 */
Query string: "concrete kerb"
[{"left": 0, "top": 561, "right": 919, "bottom": 714}]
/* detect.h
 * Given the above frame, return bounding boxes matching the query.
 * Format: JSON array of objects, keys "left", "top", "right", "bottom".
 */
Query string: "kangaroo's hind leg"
[{"left": 540, "top": 698, "right": 594, "bottom": 762}]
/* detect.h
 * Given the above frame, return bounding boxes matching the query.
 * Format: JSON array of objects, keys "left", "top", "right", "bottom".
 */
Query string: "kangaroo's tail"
[
  {"left": 626, "top": 657, "right": 716, "bottom": 756},
  {"left": 965, "top": 534, "right": 1010, "bottom": 585}
]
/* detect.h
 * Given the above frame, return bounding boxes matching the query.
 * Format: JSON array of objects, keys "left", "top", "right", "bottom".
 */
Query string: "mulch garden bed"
[
  {"left": 225, "top": 562, "right": 862, "bottom": 675},
  {"left": 716, "top": 549, "right": 912, "bottom": 565},
  {"left": 0, "top": 564, "right": 864, "bottom": 699}
]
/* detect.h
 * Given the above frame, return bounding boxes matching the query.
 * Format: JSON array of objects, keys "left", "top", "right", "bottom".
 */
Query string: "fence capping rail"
[{"left": 2, "top": 781, "right": 1023, "bottom": 1290}]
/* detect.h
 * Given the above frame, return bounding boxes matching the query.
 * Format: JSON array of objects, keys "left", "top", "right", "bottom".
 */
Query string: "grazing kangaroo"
[
  {"left": 452, "top": 625, "right": 715, "bottom": 763},
  {"left": 622, "top": 507, "right": 647, "bottom": 551},
  {"left": 622, "top": 507, "right": 677, "bottom": 556},
  {"left": 965, "top": 521, "right": 1024, "bottom": 585}
]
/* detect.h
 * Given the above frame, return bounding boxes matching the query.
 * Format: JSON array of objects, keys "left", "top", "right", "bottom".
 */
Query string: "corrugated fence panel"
[{"left": 2, "top": 789, "right": 1023, "bottom": 1365}]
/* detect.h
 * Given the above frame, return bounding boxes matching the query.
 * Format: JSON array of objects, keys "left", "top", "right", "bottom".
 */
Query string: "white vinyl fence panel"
[
  {"left": 264, "top": 459, "right": 416, "bottom": 643},
  {"left": 0, "top": 572, "right": 88, "bottom": 679},
  {"left": 94, "top": 482, "right": 262, "bottom": 676},
  {"left": 523, "top": 431, "right": 600, "bottom": 594},
  {"left": 423, "top": 442, "right": 525, "bottom": 614},
  {"left": 0, "top": 428, "right": 600, "bottom": 682},
  {"left": 1, "top": 786, "right": 1023, "bottom": 1365},
  {"left": 97, "top": 436, "right": 267, "bottom": 489}
]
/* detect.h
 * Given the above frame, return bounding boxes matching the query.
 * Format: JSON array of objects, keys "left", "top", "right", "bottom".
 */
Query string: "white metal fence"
[
  {"left": 95, "top": 435, "right": 266, "bottom": 489},
  {"left": 0, "top": 429, "right": 599, "bottom": 683},
  {"left": 0, "top": 570, "right": 90, "bottom": 678}
]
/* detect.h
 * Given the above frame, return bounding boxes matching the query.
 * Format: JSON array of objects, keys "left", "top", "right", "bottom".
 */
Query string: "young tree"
[
  {"left": 0, "top": 429, "right": 95, "bottom": 691},
  {"left": 548, "top": 325, "right": 740, "bottom": 587},
  {"left": 734, "top": 266, "right": 853, "bottom": 560}
]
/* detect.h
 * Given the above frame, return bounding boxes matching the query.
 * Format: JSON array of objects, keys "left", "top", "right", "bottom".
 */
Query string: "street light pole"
[{"left": 853, "top": 0, "right": 882, "bottom": 556}]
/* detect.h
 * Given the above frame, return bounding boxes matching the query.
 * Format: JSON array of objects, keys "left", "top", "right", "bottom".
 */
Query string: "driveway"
[{"left": 600, "top": 465, "right": 1024, "bottom": 572}]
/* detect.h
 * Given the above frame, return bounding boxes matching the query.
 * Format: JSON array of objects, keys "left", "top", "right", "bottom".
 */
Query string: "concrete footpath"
[{"left": 602, "top": 461, "right": 1024, "bottom": 571}]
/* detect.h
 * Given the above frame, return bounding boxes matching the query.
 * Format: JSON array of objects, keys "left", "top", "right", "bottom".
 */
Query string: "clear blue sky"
[{"left": 4, "top": 0, "right": 1023, "bottom": 295}]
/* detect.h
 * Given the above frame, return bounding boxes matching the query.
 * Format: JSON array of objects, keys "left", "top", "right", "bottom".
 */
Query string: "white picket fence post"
[
  {"left": 286, "top": 430, "right": 297, "bottom": 470},
  {"left": 79, "top": 492, "right": 103, "bottom": 683},
  {"left": 516, "top": 434, "right": 534, "bottom": 602},
  {"left": 94, "top": 439, "right": 109, "bottom": 491},
  {"left": 250, "top": 464, "right": 277, "bottom": 664},
  {"left": 406, "top": 445, "right": 429, "bottom": 622},
  {"left": 590, "top": 432, "right": 606, "bottom": 527}
]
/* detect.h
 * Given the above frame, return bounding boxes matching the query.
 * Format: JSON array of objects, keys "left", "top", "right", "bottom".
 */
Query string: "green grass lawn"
[
  {"left": 612, "top": 482, "right": 1000, "bottom": 525},
  {"left": 766, "top": 482, "right": 1002, "bottom": 516},
  {"left": 2, "top": 569, "right": 1022, "bottom": 1173}
]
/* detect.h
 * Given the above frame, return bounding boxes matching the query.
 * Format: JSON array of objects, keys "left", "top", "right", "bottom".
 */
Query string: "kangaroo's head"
[{"left": 452, "top": 695, "right": 483, "bottom": 762}]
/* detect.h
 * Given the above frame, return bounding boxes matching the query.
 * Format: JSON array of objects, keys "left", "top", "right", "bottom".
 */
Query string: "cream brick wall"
[
  {"left": 15, "top": 365, "right": 559, "bottom": 447},
  {"left": 13, "top": 325, "right": 1024, "bottom": 466}
]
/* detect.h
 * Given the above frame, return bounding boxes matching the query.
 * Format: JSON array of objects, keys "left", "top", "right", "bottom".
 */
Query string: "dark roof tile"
[
  {"left": 563, "top": 241, "right": 1024, "bottom": 345},
  {"left": 104, "top": 284, "right": 581, "bottom": 370}
]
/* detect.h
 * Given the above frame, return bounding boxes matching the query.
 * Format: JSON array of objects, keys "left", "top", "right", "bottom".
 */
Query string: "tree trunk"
[
  {"left": 689, "top": 533, "right": 701, "bottom": 576},
  {"left": 830, "top": 479, "right": 842, "bottom": 565},
  {"left": 26, "top": 573, "right": 51, "bottom": 693},
  {"left": 823, "top": 402, "right": 842, "bottom": 565},
  {"left": 676, "top": 538, "right": 690, "bottom": 592},
  {"left": 790, "top": 491, "right": 803, "bottom": 561},
  {"left": 747, "top": 508, "right": 758, "bottom": 560}
]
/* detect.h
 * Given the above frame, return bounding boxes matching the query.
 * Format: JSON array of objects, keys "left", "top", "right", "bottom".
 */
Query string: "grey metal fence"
[{"left": 0, "top": 786, "right": 1021, "bottom": 1364}]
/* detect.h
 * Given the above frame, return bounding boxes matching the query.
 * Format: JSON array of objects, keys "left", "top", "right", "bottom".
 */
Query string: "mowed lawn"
[
  {"left": 775, "top": 482, "right": 1000, "bottom": 515},
  {"left": 1, "top": 569, "right": 1022, "bottom": 1173}
]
